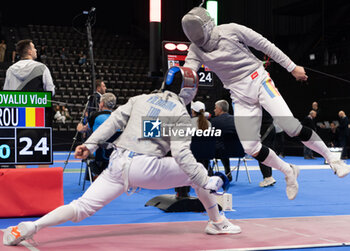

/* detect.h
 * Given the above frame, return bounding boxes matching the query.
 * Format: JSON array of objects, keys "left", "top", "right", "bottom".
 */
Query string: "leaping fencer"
[
  {"left": 181, "top": 7, "right": 350, "bottom": 200},
  {"left": 3, "top": 66, "right": 241, "bottom": 246}
]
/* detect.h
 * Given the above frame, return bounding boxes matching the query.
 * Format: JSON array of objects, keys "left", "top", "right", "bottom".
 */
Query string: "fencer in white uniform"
[
  {"left": 3, "top": 67, "right": 241, "bottom": 247},
  {"left": 181, "top": 7, "right": 350, "bottom": 200}
]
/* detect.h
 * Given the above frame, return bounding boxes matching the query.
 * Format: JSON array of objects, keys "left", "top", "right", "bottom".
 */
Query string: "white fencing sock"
[
  {"left": 302, "top": 131, "right": 336, "bottom": 163},
  {"left": 34, "top": 205, "right": 75, "bottom": 231},
  {"left": 195, "top": 187, "right": 221, "bottom": 222},
  {"left": 260, "top": 148, "right": 293, "bottom": 176}
]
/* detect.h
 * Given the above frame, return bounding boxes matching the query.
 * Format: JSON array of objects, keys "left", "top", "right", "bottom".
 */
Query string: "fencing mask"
[
  {"left": 181, "top": 7, "right": 219, "bottom": 52},
  {"left": 161, "top": 66, "right": 199, "bottom": 105}
]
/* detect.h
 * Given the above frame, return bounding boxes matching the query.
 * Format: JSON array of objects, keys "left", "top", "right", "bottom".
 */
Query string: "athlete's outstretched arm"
[
  {"left": 291, "top": 65, "right": 308, "bottom": 81},
  {"left": 80, "top": 97, "right": 135, "bottom": 154}
]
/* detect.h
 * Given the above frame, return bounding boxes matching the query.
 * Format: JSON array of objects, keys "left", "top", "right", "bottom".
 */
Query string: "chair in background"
[
  {"left": 79, "top": 131, "right": 122, "bottom": 190},
  {"left": 213, "top": 133, "right": 251, "bottom": 183}
]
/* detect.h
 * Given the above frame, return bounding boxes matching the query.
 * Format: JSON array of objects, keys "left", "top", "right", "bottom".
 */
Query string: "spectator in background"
[
  {"left": 274, "top": 121, "right": 285, "bottom": 158},
  {"left": 3, "top": 39, "right": 55, "bottom": 95},
  {"left": 77, "top": 93, "right": 117, "bottom": 179},
  {"left": 6, "top": 40, "right": 54, "bottom": 170},
  {"left": 191, "top": 101, "right": 211, "bottom": 130},
  {"left": 312, "top": 101, "right": 321, "bottom": 117},
  {"left": 0, "top": 40, "right": 6, "bottom": 62},
  {"left": 53, "top": 105, "right": 66, "bottom": 124},
  {"left": 81, "top": 79, "right": 107, "bottom": 141},
  {"left": 211, "top": 100, "right": 235, "bottom": 181},
  {"left": 86, "top": 79, "right": 107, "bottom": 118},
  {"left": 190, "top": 100, "right": 211, "bottom": 174},
  {"left": 11, "top": 47, "right": 18, "bottom": 63},
  {"left": 258, "top": 110, "right": 277, "bottom": 187},
  {"left": 338, "top": 110, "right": 349, "bottom": 159},
  {"left": 177, "top": 100, "right": 211, "bottom": 197},
  {"left": 78, "top": 93, "right": 116, "bottom": 133},
  {"left": 60, "top": 47, "right": 66, "bottom": 60},
  {"left": 311, "top": 101, "right": 324, "bottom": 127},
  {"left": 328, "top": 122, "right": 339, "bottom": 147},
  {"left": 302, "top": 110, "right": 317, "bottom": 159},
  {"left": 61, "top": 105, "right": 72, "bottom": 121},
  {"left": 38, "top": 45, "right": 47, "bottom": 62},
  {"left": 78, "top": 51, "right": 87, "bottom": 65}
]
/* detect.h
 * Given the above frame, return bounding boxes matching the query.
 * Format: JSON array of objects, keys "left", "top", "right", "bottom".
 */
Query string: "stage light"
[
  {"left": 176, "top": 44, "right": 188, "bottom": 51},
  {"left": 164, "top": 43, "right": 176, "bottom": 51},
  {"left": 150, "top": 0, "right": 161, "bottom": 22},
  {"left": 206, "top": 0, "right": 218, "bottom": 25}
]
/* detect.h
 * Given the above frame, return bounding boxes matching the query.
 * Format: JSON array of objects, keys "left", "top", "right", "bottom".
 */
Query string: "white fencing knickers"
[
  {"left": 229, "top": 67, "right": 302, "bottom": 156},
  {"left": 69, "top": 148, "right": 197, "bottom": 222}
]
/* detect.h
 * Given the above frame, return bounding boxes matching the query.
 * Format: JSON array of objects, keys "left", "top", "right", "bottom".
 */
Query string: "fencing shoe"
[
  {"left": 3, "top": 221, "right": 37, "bottom": 246},
  {"left": 285, "top": 164, "right": 300, "bottom": 200},
  {"left": 205, "top": 215, "right": 241, "bottom": 235},
  {"left": 259, "top": 176, "right": 276, "bottom": 187},
  {"left": 329, "top": 160, "right": 350, "bottom": 178}
]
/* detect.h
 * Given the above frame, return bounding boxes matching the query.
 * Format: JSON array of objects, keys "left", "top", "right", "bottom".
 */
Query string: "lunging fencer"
[
  {"left": 3, "top": 66, "right": 241, "bottom": 246},
  {"left": 181, "top": 7, "right": 350, "bottom": 200}
]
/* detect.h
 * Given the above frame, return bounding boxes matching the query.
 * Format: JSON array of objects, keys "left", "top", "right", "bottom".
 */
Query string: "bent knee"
[
  {"left": 241, "top": 141, "right": 262, "bottom": 156},
  {"left": 275, "top": 117, "right": 302, "bottom": 137},
  {"left": 297, "top": 126, "right": 313, "bottom": 141}
]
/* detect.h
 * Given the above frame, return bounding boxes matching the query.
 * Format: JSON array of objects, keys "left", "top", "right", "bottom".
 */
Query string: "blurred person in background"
[
  {"left": 338, "top": 111, "right": 349, "bottom": 159},
  {"left": 3, "top": 39, "right": 55, "bottom": 95}
]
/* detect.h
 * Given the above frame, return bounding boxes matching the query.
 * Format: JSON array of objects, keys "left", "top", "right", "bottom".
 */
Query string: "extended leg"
[
  {"left": 298, "top": 126, "right": 350, "bottom": 177},
  {"left": 234, "top": 101, "right": 295, "bottom": 176},
  {"left": 3, "top": 159, "right": 125, "bottom": 246},
  {"left": 259, "top": 75, "right": 350, "bottom": 177},
  {"left": 234, "top": 100, "right": 298, "bottom": 199}
]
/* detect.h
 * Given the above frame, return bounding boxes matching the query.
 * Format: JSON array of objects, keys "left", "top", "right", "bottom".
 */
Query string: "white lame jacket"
[
  {"left": 84, "top": 91, "right": 209, "bottom": 188},
  {"left": 184, "top": 23, "right": 296, "bottom": 86}
]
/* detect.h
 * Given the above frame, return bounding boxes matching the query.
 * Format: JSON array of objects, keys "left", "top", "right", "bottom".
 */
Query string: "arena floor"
[{"left": 1, "top": 153, "right": 350, "bottom": 250}]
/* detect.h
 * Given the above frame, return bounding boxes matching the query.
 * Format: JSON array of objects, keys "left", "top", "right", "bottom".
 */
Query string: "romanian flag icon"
[
  {"left": 17, "top": 108, "right": 45, "bottom": 127},
  {"left": 262, "top": 78, "right": 280, "bottom": 98}
]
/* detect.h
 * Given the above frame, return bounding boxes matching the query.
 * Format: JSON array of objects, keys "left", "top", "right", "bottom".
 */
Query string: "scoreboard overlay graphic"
[{"left": 0, "top": 91, "right": 53, "bottom": 164}]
